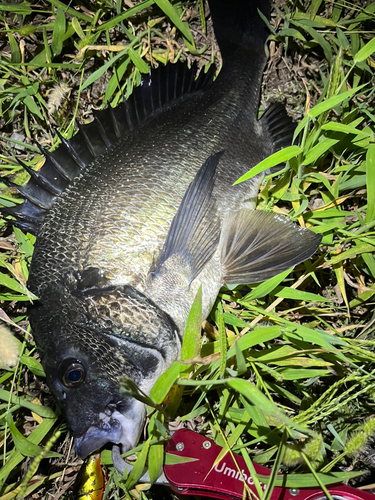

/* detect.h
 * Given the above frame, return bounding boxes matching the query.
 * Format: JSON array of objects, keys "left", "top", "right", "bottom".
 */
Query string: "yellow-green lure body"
[{"left": 74, "top": 454, "right": 105, "bottom": 500}]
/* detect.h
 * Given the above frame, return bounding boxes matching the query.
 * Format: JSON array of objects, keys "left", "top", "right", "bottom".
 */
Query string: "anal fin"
[{"left": 220, "top": 209, "right": 321, "bottom": 285}]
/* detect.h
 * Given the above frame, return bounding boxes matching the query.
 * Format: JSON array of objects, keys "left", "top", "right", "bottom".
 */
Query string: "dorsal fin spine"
[
  {"left": 93, "top": 114, "right": 112, "bottom": 148},
  {"left": 124, "top": 100, "right": 135, "bottom": 131},
  {"left": 55, "top": 130, "right": 86, "bottom": 171},
  {"left": 109, "top": 106, "right": 121, "bottom": 139},
  {"left": 18, "top": 158, "right": 63, "bottom": 196},
  {"left": 77, "top": 121, "right": 97, "bottom": 157},
  {"left": 2, "top": 61, "right": 215, "bottom": 235}
]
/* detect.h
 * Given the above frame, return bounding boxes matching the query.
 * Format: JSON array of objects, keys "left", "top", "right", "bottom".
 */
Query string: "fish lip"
[
  {"left": 74, "top": 411, "right": 123, "bottom": 459},
  {"left": 73, "top": 403, "right": 146, "bottom": 461}
]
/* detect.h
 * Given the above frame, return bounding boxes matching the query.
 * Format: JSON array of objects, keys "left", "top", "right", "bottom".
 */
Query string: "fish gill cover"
[{"left": 0, "top": 0, "right": 374, "bottom": 499}]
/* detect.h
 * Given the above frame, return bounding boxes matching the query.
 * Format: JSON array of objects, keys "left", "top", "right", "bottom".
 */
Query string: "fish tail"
[{"left": 207, "top": 0, "right": 270, "bottom": 60}]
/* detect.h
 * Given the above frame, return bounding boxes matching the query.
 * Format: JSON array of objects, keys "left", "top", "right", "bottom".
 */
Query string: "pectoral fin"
[
  {"left": 220, "top": 209, "right": 321, "bottom": 285},
  {"left": 154, "top": 152, "right": 223, "bottom": 283}
]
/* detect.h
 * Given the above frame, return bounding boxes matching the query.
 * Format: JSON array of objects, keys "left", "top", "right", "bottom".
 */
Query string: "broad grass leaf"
[
  {"left": 125, "top": 437, "right": 151, "bottom": 487},
  {"left": 154, "top": 0, "right": 194, "bottom": 45},
  {"left": 274, "top": 286, "right": 330, "bottom": 302},
  {"left": 222, "top": 313, "right": 250, "bottom": 329},
  {"left": 0, "top": 416, "right": 58, "bottom": 484},
  {"left": 46, "top": 0, "right": 91, "bottom": 21},
  {"left": 270, "top": 171, "right": 292, "bottom": 201},
  {"left": 277, "top": 368, "right": 331, "bottom": 379},
  {"left": 198, "top": 0, "right": 206, "bottom": 34},
  {"left": 321, "top": 122, "right": 370, "bottom": 137},
  {"left": 306, "top": 208, "right": 352, "bottom": 219},
  {"left": 361, "top": 253, "right": 375, "bottom": 280},
  {"left": 226, "top": 379, "right": 309, "bottom": 436},
  {"left": 0, "top": 3, "right": 32, "bottom": 14},
  {"left": 336, "top": 28, "right": 349, "bottom": 50},
  {"left": 304, "top": 137, "right": 340, "bottom": 165},
  {"left": 291, "top": 13, "right": 330, "bottom": 27},
  {"left": 24, "top": 95, "right": 43, "bottom": 120},
  {"left": 0, "top": 388, "right": 56, "bottom": 417},
  {"left": 234, "top": 326, "right": 281, "bottom": 353},
  {"left": 200, "top": 326, "right": 281, "bottom": 357},
  {"left": 295, "top": 23, "right": 332, "bottom": 62},
  {"left": 148, "top": 416, "right": 164, "bottom": 483},
  {"left": 239, "top": 396, "right": 271, "bottom": 431},
  {"left": 97, "top": 0, "right": 154, "bottom": 32},
  {"left": 8, "top": 414, "right": 44, "bottom": 457},
  {"left": 327, "top": 242, "right": 375, "bottom": 266},
  {"left": 0, "top": 271, "right": 36, "bottom": 300},
  {"left": 294, "top": 84, "right": 368, "bottom": 137},
  {"left": 354, "top": 37, "right": 375, "bottom": 63},
  {"left": 234, "top": 341, "right": 246, "bottom": 375},
  {"left": 14, "top": 227, "right": 35, "bottom": 258},
  {"left": 150, "top": 361, "right": 180, "bottom": 405},
  {"left": 250, "top": 345, "right": 299, "bottom": 362},
  {"left": 334, "top": 258, "right": 349, "bottom": 313},
  {"left": 128, "top": 48, "right": 149, "bottom": 73},
  {"left": 27, "top": 24, "right": 75, "bottom": 67},
  {"left": 286, "top": 324, "right": 346, "bottom": 348},
  {"left": 242, "top": 268, "right": 292, "bottom": 301},
  {"left": 20, "top": 355, "right": 46, "bottom": 377},
  {"left": 278, "top": 28, "right": 306, "bottom": 41},
  {"left": 165, "top": 453, "right": 198, "bottom": 465},
  {"left": 234, "top": 146, "right": 302, "bottom": 184},
  {"left": 180, "top": 286, "right": 202, "bottom": 371},
  {"left": 216, "top": 310, "right": 227, "bottom": 378},
  {"left": 0, "top": 294, "right": 38, "bottom": 301},
  {"left": 311, "top": 222, "right": 343, "bottom": 234},
  {"left": 258, "top": 471, "right": 362, "bottom": 488},
  {"left": 81, "top": 49, "right": 128, "bottom": 90},
  {"left": 165, "top": 287, "right": 203, "bottom": 413},
  {"left": 274, "top": 358, "right": 332, "bottom": 368},
  {"left": 349, "top": 284, "right": 375, "bottom": 307},
  {"left": 104, "top": 57, "right": 130, "bottom": 103},
  {"left": 51, "top": 9, "right": 66, "bottom": 57},
  {"left": 365, "top": 144, "right": 375, "bottom": 224},
  {"left": 72, "top": 17, "right": 85, "bottom": 39},
  {"left": 8, "top": 32, "right": 21, "bottom": 64}
]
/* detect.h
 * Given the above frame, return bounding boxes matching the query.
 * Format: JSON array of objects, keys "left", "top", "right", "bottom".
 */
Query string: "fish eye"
[{"left": 58, "top": 359, "right": 86, "bottom": 388}]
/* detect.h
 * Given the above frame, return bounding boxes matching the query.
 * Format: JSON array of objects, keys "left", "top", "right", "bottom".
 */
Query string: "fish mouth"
[{"left": 74, "top": 403, "right": 146, "bottom": 461}]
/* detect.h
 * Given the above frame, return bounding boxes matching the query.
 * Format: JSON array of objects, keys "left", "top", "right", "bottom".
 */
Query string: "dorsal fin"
[{"left": 2, "top": 61, "right": 216, "bottom": 235}]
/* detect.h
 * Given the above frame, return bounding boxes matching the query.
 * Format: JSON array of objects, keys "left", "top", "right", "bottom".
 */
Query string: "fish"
[{"left": 2, "top": 0, "right": 321, "bottom": 472}]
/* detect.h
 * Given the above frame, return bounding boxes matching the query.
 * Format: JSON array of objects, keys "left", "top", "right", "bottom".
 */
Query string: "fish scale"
[{"left": 2, "top": 0, "right": 322, "bottom": 471}]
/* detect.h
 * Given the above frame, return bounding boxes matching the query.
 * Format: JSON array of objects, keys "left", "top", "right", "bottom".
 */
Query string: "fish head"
[{"left": 29, "top": 279, "right": 181, "bottom": 459}]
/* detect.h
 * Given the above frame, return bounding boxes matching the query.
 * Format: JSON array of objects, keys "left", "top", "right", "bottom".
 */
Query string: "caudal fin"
[{"left": 207, "top": 0, "right": 270, "bottom": 60}]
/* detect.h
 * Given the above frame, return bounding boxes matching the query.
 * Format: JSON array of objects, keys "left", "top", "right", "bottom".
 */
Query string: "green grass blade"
[
  {"left": 51, "top": 9, "right": 66, "bottom": 57},
  {"left": 243, "top": 268, "right": 292, "bottom": 301},
  {"left": 234, "top": 146, "right": 302, "bottom": 184},
  {"left": 365, "top": 143, "right": 375, "bottom": 224},
  {"left": 354, "top": 37, "right": 375, "bottom": 63},
  {"left": 154, "top": 0, "right": 194, "bottom": 45}
]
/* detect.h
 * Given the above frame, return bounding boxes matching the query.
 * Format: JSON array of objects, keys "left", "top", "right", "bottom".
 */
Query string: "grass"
[{"left": 0, "top": 0, "right": 375, "bottom": 498}]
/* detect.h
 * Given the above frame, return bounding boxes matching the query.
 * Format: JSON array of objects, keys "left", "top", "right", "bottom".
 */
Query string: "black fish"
[{"left": 2, "top": 0, "right": 321, "bottom": 469}]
